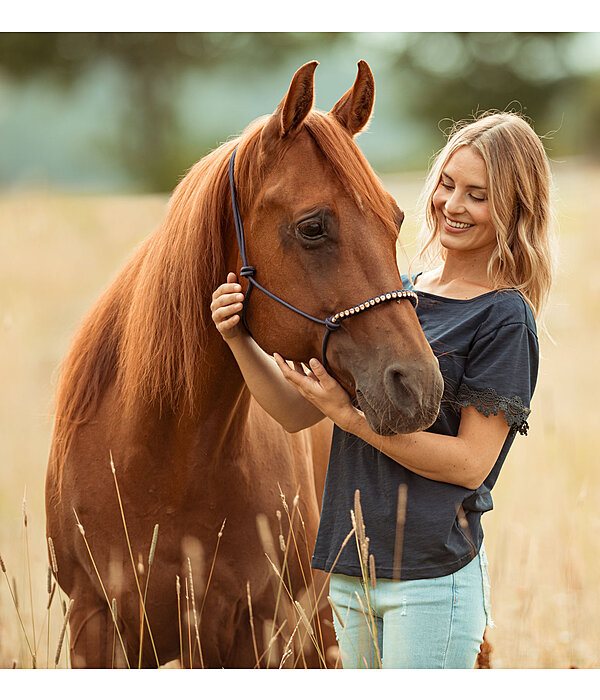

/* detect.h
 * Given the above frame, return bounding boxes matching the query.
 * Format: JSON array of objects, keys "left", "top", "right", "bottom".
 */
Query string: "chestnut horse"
[{"left": 45, "top": 60, "right": 443, "bottom": 668}]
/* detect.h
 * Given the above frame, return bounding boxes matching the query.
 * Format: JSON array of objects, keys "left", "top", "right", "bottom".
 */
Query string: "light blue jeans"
[{"left": 328, "top": 547, "right": 493, "bottom": 669}]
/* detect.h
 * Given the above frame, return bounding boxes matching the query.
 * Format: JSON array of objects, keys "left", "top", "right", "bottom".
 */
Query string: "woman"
[{"left": 210, "top": 112, "right": 554, "bottom": 668}]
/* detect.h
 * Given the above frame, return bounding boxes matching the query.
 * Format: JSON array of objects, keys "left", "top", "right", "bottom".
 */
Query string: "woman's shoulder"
[
  {"left": 401, "top": 273, "right": 537, "bottom": 334},
  {"left": 484, "top": 289, "right": 538, "bottom": 338}
]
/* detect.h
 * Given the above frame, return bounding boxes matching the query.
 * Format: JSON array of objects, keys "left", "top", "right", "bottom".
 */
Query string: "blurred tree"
[
  {"left": 381, "top": 32, "right": 582, "bottom": 151},
  {"left": 0, "top": 33, "right": 343, "bottom": 190},
  {"left": 0, "top": 33, "right": 595, "bottom": 189}
]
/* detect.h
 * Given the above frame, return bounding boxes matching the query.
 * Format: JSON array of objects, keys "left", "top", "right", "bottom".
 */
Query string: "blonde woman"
[{"left": 211, "top": 112, "right": 554, "bottom": 668}]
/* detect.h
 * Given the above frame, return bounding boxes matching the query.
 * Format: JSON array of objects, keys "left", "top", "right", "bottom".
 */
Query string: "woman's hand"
[
  {"left": 210, "top": 272, "right": 246, "bottom": 342},
  {"left": 273, "top": 355, "right": 362, "bottom": 432}
]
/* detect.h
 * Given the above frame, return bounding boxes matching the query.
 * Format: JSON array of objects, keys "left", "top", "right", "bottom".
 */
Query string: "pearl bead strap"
[{"left": 329, "top": 289, "right": 418, "bottom": 325}]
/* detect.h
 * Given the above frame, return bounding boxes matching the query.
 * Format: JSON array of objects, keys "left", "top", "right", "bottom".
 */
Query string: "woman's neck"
[{"left": 417, "top": 250, "right": 496, "bottom": 299}]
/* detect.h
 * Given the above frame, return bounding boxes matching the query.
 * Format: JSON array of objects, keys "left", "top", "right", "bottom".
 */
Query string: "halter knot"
[
  {"left": 240, "top": 266, "right": 256, "bottom": 278},
  {"left": 325, "top": 317, "right": 342, "bottom": 331}
]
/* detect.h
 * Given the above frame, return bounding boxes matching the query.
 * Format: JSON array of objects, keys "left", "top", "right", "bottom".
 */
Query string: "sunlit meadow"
[{"left": 0, "top": 160, "right": 597, "bottom": 668}]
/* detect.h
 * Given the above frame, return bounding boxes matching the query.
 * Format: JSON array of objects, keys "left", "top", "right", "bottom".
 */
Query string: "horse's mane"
[{"left": 49, "top": 110, "right": 397, "bottom": 479}]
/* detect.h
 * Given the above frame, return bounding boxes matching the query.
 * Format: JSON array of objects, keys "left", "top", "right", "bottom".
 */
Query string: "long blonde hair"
[{"left": 417, "top": 111, "right": 555, "bottom": 320}]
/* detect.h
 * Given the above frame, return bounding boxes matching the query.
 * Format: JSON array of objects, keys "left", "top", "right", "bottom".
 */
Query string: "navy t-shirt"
[{"left": 311, "top": 273, "right": 539, "bottom": 580}]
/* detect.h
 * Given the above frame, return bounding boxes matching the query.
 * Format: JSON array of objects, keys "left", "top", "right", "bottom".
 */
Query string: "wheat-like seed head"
[
  {"left": 149, "top": 524, "right": 159, "bottom": 565},
  {"left": 47, "top": 583, "right": 56, "bottom": 610},
  {"left": 353, "top": 490, "right": 369, "bottom": 565},
  {"left": 54, "top": 598, "right": 74, "bottom": 666},
  {"left": 369, "top": 554, "right": 377, "bottom": 590},
  {"left": 48, "top": 537, "right": 58, "bottom": 574},
  {"left": 218, "top": 518, "right": 226, "bottom": 538}
]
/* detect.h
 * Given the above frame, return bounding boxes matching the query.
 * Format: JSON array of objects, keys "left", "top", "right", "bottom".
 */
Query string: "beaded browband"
[{"left": 228, "top": 147, "right": 418, "bottom": 372}]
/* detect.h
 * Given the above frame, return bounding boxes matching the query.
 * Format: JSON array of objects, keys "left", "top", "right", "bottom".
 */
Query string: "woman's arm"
[
  {"left": 348, "top": 404, "right": 509, "bottom": 490},
  {"left": 274, "top": 356, "right": 509, "bottom": 490},
  {"left": 211, "top": 273, "right": 325, "bottom": 432}
]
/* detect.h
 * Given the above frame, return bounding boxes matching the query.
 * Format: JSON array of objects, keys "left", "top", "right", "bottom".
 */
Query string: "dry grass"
[{"left": 0, "top": 159, "right": 598, "bottom": 668}]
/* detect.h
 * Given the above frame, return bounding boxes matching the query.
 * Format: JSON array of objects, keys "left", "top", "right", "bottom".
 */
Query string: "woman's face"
[{"left": 432, "top": 146, "right": 497, "bottom": 255}]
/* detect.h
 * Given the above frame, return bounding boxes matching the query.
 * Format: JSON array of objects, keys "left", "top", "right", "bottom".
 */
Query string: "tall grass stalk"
[
  {"left": 187, "top": 557, "right": 204, "bottom": 669},
  {"left": 294, "top": 501, "right": 326, "bottom": 656},
  {"left": 72, "top": 508, "right": 131, "bottom": 668},
  {"left": 47, "top": 536, "right": 70, "bottom": 668},
  {"left": 255, "top": 619, "right": 288, "bottom": 668},
  {"left": 176, "top": 575, "right": 183, "bottom": 668},
  {"left": 185, "top": 576, "right": 192, "bottom": 668},
  {"left": 274, "top": 491, "right": 309, "bottom": 668},
  {"left": 393, "top": 484, "right": 407, "bottom": 579},
  {"left": 279, "top": 614, "right": 302, "bottom": 669},
  {"left": 111, "top": 598, "right": 118, "bottom": 668},
  {"left": 351, "top": 489, "right": 382, "bottom": 668},
  {"left": 109, "top": 451, "right": 159, "bottom": 667},
  {"left": 264, "top": 552, "right": 327, "bottom": 668},
  {"left": 246, "top": 581, "right": 260, "bottom": 668},
  {"left": 36, "top": 568, "right": 56, "bottom": 667},
  {"left": 277, "top": 486, "right": 319, "bottom": 666},
  {"left": 46, "top": 570, "right": 56, "bottom": 668},
  {"left": 326, "top": 596, "right": 346, "bottom": 669},
  {"left": 0, "top": 551, "right": 36, "bottom": 666},
  {"left": 22, "top": 490, "right": 36, "bottom": 666},
  {"left": 328, "top": 591, "right": 366, "bottom": 668},
  {"left": 54, "top": 598, "right": 73, "bottom": 667},
  {"left": 294, "top": 598, "right": 322, "bottom": 664},
  {"left": 198, "top": 519, "right": 226, "bottom": 624},
  {"left": 256, "top": 512, "right": 286, "bottom": 668},
  {"left": 138, "top": 523, "right": 159, "bottom": 669}
]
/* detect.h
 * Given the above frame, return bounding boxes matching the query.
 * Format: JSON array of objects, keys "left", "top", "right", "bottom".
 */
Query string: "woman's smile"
[{"left": 443, "top": 215, "right": 474, "bottom": 231}]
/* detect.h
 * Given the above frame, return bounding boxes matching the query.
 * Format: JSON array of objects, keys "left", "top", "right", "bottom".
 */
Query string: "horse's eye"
[{"left": 297, "top": 220, "right": 324, "bottom": 238}]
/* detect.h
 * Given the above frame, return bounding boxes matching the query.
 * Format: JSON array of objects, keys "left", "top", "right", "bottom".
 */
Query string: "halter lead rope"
[{"left": 228, "top": 146, "right": 418, "bottom": 372}]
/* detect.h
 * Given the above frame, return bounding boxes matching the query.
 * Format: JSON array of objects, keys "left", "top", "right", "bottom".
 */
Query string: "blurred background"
[
  {"left": 1, "top": 32, "right": 599, "bottom": 670},
  {"left": 1, "top": 32, "right": 599, "bottom": 191}
]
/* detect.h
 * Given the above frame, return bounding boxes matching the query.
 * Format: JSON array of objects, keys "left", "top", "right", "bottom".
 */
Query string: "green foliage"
[
  {"left": 0, "top": 33, "right": 597, "bottom": 190},
  {"left": 385, "top": 33, "right": 581, "bottom": 149}
]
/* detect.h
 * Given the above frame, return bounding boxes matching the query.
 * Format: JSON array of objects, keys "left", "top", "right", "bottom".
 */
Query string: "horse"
[{"left": 45, "top": 60, "right": 444, "bottom": 668}]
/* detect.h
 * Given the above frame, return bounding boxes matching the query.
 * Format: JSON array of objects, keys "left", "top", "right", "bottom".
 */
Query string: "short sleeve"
[{"left": 457, "top": 321, "right": 539, "bottom": 435}]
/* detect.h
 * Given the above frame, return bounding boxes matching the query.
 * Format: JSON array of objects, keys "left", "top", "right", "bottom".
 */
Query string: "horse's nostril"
[
  {"left": 384, "top": 365, "right": 415, "bottom": 411},
  {"left": 383, "top": 362, "right": 431, "bottom": 415}
]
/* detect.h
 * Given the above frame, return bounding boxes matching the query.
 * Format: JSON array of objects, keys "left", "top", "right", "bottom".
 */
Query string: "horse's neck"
[
  {"left": 198, "top": 325, "right": 249, "bottom": 415},
  {"left": 192, "top": 240, "right": 252, "bottom": 445}
]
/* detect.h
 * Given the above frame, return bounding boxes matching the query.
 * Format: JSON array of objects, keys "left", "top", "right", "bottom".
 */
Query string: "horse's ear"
[
  {"left": 330, "top": 60, "right": 375, "bottom": 137},
  {"left": 262, "top": 61, "right": 318, "bottom": 142}
]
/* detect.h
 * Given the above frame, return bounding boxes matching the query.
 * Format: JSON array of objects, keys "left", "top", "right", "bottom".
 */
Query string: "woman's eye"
[
  {"left": 470, "top": 194, "right": 486, "bottom": 202},
  {"left": 440, "top": 182, "right": 453, "bottom": 191},
  {"left": 297, "top": 220, "right": 324, "bottom": 238}
]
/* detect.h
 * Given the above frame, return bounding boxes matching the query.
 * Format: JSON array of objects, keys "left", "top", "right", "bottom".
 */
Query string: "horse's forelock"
[{"left": 303, "top": 112, "right": 398, "bottom": 238}]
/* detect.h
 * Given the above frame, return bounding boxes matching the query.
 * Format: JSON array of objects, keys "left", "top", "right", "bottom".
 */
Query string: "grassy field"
[{"left": 0, "top": 159, "right": 598, "bottom": 669}]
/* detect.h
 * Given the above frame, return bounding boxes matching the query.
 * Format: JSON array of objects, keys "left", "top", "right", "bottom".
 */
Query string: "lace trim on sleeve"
[{"left": 457, "top": 385, "right": 531, "bottom": 435}]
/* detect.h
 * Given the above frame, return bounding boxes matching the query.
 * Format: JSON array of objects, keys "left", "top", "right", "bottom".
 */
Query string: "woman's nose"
[{"left": 444, "top": 189, "right": 465, "bottom": 214}]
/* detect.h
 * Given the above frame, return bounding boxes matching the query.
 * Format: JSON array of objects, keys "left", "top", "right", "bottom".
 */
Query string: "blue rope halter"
[{"left": 228, "top": 146, "right": 418, "bottom": 372}]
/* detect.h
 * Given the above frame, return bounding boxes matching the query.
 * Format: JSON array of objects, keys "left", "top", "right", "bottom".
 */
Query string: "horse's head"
[{"left": 232, "top": 61, "right": 443, "bottom": 434}]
